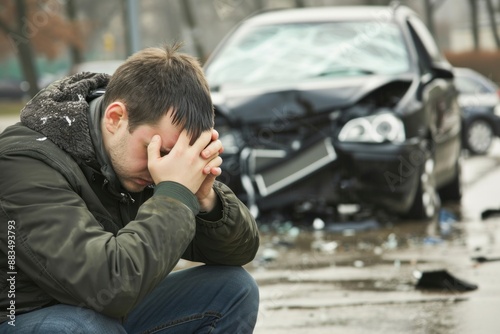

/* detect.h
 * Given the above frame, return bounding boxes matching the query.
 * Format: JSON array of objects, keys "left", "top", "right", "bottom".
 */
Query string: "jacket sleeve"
[
  {"left": 182, "top": 181, "right": 260, "bottom": 265},
  {"left": 0, "top": 154, "right": 197, "bottom": 318}
]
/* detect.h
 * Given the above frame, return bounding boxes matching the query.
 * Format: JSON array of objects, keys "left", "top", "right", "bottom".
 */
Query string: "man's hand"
[
  {"left": 196, "top": 129, "right": 224, "bottom": 212},
  {"left": 147, "top": 129, "right": 224, "bottom": 212}
]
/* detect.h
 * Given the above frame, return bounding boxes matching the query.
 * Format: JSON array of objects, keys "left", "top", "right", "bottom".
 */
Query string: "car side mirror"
[{"left": 431, "top": 63, "right": 454, "bottom": 79}]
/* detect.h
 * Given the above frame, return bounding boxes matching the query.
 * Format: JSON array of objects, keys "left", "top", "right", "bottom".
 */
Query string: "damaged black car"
[{"left": 205, "top": 5, "right": 462, "bottom": 222}]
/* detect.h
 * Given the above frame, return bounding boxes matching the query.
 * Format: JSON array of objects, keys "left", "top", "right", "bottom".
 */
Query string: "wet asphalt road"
[
  {"left": 2, "top": 116, "right": 500, "bottom": 333},
  {"left": 247, "top": 143, "right": 500, "bottom": 333}
]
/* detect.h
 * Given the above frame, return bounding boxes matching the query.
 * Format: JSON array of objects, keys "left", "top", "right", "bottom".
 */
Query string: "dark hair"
[{"left": 103, "top": 43, "right": 214, "bottom": 140}]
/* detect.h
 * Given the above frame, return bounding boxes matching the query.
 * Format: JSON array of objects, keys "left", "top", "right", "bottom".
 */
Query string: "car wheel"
[
  {"left": 406, "top": 155, "right": 440, "bottom": 220},
  {"left": 465, "top": 119, "right": 494, "bottom": 155}
]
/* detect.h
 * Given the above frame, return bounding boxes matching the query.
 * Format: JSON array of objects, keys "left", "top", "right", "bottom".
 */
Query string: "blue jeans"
[{"left": 0, "top": 265, "right": 259, "bottom": 333}]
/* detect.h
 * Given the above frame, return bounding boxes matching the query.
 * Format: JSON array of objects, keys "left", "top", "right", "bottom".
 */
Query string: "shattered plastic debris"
[
  {"left": 353, "top": 260, "right": 364, "bottom": 268},
  {"left": 287, "top": 226, "right": 300, "bottom": 238},
  {"left": 438, "top": 208, "right": 457, "bottom": 235},
  {"left": 326, "top": 219, "right": 380, "bottom": 233},
  {"left": 423, "top": 236, "right": 444, "bottom": 245},
  {"left": 311, "top": 240, "right": 338, "bottom": 254},
  {"left": 260, "top": 248, "right": 279, "bottom": 263},
  {"left": 342, "top": 229, "right": 356, "bottom": 237},
  {"left": 313, "top": 217, "right": 325, "bottom": 230},
  {"left": 383, "top": 233, "right": 398, "bottom": 250},
  {"left": 438, "top": 208, "right": 457, "bottom": 222}
]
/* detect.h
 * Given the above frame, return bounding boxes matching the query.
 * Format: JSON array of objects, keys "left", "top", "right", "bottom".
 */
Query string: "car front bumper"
[
  {"left": 333, "top": 137, "right": 425, "bottom": 214},
  {"left": 228, "top": 136, "right": 426, "bottom": 216}
]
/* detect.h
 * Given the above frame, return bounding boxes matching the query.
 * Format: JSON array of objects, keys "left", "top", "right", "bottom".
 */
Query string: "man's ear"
[{"left": 103, "top": 102, "right": 128, "bottom": 134}]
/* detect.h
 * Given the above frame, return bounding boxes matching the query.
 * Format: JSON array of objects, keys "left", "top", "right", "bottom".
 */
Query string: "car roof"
[{"left": 242, "top": 5, "right": 415, "bottom": 26}]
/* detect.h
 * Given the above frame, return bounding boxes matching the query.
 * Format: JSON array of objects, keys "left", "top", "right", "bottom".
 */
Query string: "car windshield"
[{"left": 205, "top": 21, "right": 410, "bottom": 89}]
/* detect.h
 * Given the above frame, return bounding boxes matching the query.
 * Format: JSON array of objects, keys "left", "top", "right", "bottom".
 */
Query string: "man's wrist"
[
  {"left": 154, "top": 181, "right": 200, "bottom": 214},
  {"left": 198, "top": 190, "right": 223, "bottom": 221}
]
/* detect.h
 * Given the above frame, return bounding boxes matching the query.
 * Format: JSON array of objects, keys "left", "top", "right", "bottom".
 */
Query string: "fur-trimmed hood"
[{"left": 20, "top": 72, "right": 110, "bottom": 163}]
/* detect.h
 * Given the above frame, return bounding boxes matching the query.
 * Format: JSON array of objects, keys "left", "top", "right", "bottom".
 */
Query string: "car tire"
[
  {"left": 464, "top": 118, "right": 494, "bottom": 155},
  {"left": 406, "top": 154, "right": 440, "bottom": 220}
]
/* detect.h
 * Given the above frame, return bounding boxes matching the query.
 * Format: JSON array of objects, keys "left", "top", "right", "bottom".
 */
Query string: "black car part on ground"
[{"left": 415, "top": 270, "right": 478, "bottom": 292}]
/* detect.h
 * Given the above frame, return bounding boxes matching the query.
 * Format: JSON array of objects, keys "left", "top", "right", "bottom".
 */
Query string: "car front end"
[
  {"left": 212, "top": 74, "right": 428, "bottom": 219},
  {"left": 205, "top": 6, "right": 461, "bottom": 220}
]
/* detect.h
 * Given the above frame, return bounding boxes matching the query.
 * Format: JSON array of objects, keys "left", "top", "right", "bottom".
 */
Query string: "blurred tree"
[
  {"left": 423, "top": 0, "right": 435, "bottom": 36},
  {"left": 65, "top": 0, "right": 83, "bottom": 65},
  {"left": 255, "top": 0, "right": 265, "bottom": 10},
  {"left": 469, "top": 0, "right": 480, "bottom": 50},
  {"left": 179, "top": 0, "right": 204, "bottom": 59},
  {"left": 485, "top": 0, "right": 500, "bottom": 48},
  {"left": 295, "top": 0, "right": 305, "bottom": 7},
  {"left": 0, "top": 0, "right": 85, "bottom": 97},
  {"left": 423, "top": 0, "right": 447, "bottom": 37},
  {"left": 69, "top": 0, "right": 126, "bottom": 60}
]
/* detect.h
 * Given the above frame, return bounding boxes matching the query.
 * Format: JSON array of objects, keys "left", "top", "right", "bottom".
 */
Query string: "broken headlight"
[
  {"left": 218, "top": 126, "right": 244, "bottom": 155},
  {"left": 338, "top": 113, "right": 405, "bottom": 143}
]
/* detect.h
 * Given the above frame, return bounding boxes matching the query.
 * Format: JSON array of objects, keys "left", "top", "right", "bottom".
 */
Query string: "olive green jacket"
[{"left": 0, "top": 73, "right": 259, "bottom": 323}]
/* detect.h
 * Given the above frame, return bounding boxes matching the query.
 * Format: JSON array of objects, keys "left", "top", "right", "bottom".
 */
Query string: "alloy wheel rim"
[{"left": 468, "top": 120, "right": 493, "bottom": 153}]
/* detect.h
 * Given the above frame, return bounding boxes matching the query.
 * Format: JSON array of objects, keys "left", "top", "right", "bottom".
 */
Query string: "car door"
[{"left": 407, "top": 15, "right": 461, "bottom": 185}]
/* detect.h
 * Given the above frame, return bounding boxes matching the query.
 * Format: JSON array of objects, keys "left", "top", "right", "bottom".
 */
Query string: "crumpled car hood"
[{"left": 212, "top": 74, "right": 413, "bottom": 124}]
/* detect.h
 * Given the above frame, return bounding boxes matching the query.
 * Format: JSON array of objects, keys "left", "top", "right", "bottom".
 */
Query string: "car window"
[
  {"left": 206, "top": 21, "right": 410, "bottom": 88},
  {"left": 406, "top": 16, "right": 442, "bottom": 63}
]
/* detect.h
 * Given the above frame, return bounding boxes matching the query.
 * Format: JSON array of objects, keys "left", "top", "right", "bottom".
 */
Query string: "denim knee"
[
  {"left": 217, "top": 266, "right": 259, "bottom": 301},
  {"left": 209, "top": 266, "right": 260, "bottom": 332},
  {"left": 0, "top": 304, "right": 126, "bottom": 334},
  {"left": 214, "top": 266, "right": 260, "bottom": 324},
  {"left": 237, "top": 267, "right": 260, "bottom": 304}
]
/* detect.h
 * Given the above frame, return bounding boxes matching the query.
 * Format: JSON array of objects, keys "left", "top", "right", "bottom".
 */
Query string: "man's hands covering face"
[{"left": 147, "top": 129, "right": 223, "bottom": 212}]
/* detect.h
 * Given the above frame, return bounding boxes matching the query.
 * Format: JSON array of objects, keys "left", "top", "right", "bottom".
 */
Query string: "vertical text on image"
[{"left": 6, "top": 220, "right": 17, "bottom": 326}]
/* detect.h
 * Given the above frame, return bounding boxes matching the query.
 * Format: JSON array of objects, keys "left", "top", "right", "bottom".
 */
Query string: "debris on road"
[{"left": 414, "top": 269, "right": 478, "bottom": 292}]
